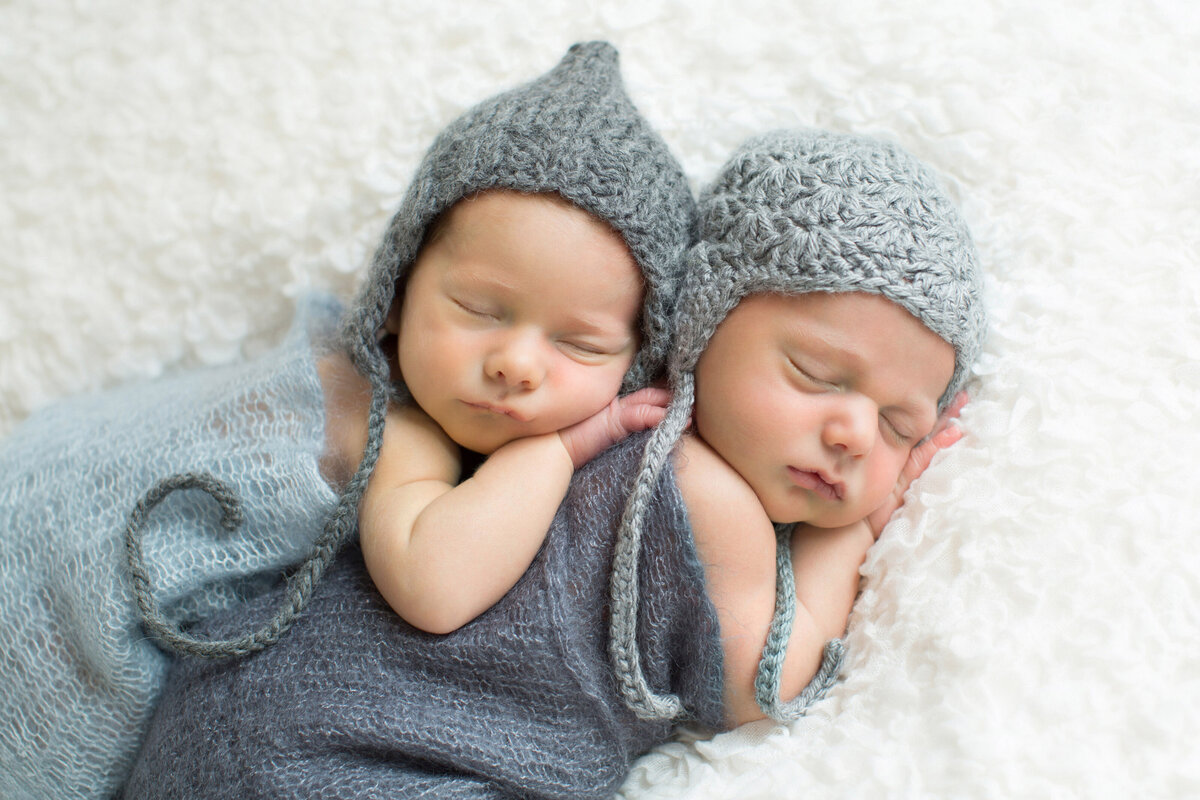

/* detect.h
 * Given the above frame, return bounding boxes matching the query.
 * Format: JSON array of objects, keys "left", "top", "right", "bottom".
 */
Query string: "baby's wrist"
[
  {"left": 485, "top": 431, "right": 576, "bottom": 475},
  {"left": 860, "top": 515, "right": 887, "bottom": 542},
  {"left": 556, "top": 429, "right": 586, "bottom": 471}
]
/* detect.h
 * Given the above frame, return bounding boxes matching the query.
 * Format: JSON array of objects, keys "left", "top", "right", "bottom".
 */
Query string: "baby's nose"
[
  {"left": 822, "top": 395, "right": 876, "bottom": 457},
  {"left": 485, "top": 330, "right": 545, "bottom": 390}
]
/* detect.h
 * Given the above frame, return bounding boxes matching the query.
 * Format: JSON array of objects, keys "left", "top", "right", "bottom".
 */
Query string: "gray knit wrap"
[
  {"left": 126, "top": 41, "right": 696, "bottom": 660},
  {"left": 611, "top": 128, "right": 986, "bottom": 721}
]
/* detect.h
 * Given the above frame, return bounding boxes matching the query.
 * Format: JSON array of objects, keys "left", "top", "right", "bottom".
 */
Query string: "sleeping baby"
[
  {"left": 2, "top": 41, "right": 693, "bottom": 798},
  {"left": 122, "top": 56, "right": 985, "bottom": 800}
]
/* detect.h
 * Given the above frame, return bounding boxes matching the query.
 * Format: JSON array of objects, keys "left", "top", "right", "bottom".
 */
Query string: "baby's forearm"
[
  {"left": 776, "top": 522, "right": 873, "bottom": 701},
  {"left": 362, "top": 433, "right": 574, "bottom": 634},
  {"left": 791, "top": 521, "right": 872, "bottom": 640}
]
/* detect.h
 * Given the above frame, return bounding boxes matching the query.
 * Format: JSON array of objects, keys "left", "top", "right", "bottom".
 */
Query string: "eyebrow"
[
  {"left": 790, "top": 328, "right": 866, "bottom": 376},
  {"left": 443, "top": 266, "right": 518, "bottom": 295},
  {"left": 560, "top": 310, "right": 635, "bottom": 338}
]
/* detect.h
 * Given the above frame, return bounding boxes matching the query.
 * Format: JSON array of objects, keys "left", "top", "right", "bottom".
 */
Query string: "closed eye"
[
  {"left": 563, "top": 341, "right": 608, "bottom": 355},
  {"left": 880, "top": 415, "right": 914, "bottom": 445},
  {"left": 453, "top": 298, "right": 499, "bottom": 320},
  {"left": 788, "top": 358, "right": 837, "bottom": 390},
  {"left": 560, "top": 338, "right": 627, "bottom": 360}
]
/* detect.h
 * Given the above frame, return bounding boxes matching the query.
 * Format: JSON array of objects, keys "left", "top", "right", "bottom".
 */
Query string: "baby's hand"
[
  {"left": 558, "top": 387, "right": 671, "bottom": 470},
  {"left": 865, "top": 391, "right": 968, "bottom": 540}
]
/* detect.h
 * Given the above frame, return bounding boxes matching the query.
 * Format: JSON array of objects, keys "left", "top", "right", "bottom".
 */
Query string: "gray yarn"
[
  {"left": 676, "top": 128, "right": 985, "bottom": 410},
  {"left": 125, "top": 42, "right": 697, "bottom": 660},
  {"left": 343, "top": 40, "right": 695, "bottom": 397},
  {"left": 122, "top": 431, "right": 726, "bottom": 799},
  {"left": 611, "top": 128, "right": 986, "bottom": 721},
  {"left": 122, "top": 365, "right": 388, "bottom": 658},
  {"left": 124, "top": 473, "right": 244, "bottom": 656},
  {"left": 752, "top": 524, "right": 845, "bottom": 719},
  {"left": 2, "top": 296, "right": 338, "bottom": 799},
  {"left": 608, "top": 373, "right": 697, "bottom": 720}
]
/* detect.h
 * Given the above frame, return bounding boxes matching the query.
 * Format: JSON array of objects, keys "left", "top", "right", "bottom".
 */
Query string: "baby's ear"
[{"left": 383, "top": 295, "right": 403, "bottom": 336}]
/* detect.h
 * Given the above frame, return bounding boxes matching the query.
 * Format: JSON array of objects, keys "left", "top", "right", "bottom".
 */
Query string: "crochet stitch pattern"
[
  {"left": 1, "top": 299, "right": 340, "bottom": 799},
  {"left": 610, "top": 129, "right": 986, "bottom": 721},
  {"left": 124, "top": 43, "right": 698, "bottom": 667}
]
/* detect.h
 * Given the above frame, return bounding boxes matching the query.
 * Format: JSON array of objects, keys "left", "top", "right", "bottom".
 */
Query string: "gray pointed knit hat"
[
  {"left": 343, "top": 40, "right": 695, "bottom": 396},
  {"left": 127, "top": 42, "right": 697, "bottom": 660},
  {"left": 609, "top": 128, "right": 986, "bottom": 721}
]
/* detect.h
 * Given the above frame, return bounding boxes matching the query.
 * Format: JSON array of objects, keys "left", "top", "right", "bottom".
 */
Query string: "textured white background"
[{"left": 2, "top": 1, "right": 1198, "bottom": 797}]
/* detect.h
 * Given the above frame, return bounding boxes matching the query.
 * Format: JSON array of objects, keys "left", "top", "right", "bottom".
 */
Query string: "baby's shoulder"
[
  {"left": 673, "top": 434, "right": 782, "bottom": 722},
  {"left": 317, "top": 353, "right": 458, "bottom": 486},
  {"left": 377, "top": 400, "right": 460, "bottom": 486},
  {"left": 672, "top": 434, "right": 777, "bottom": 562}
]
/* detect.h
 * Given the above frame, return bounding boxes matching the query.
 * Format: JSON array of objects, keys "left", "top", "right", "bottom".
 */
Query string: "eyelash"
[
  {"left": 454, "top": 299, "right": 499, "bottom": 320},
  {"left": 880, "top": 416, "right": 912, "bottom": 445},
  {"left": 454, "top": 299, "right": 614, "bottom": 357},
  {"left": 562, "top": 340, "right": 609, "bottom": 356},
  {"left": 790, "top": 360, "right": 837, "bottom": 391},
  {"left": 792, "top": 359, "right": 916, "bottom": 444}
]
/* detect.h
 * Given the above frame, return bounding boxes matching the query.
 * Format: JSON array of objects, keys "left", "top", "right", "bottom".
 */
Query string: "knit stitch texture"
[
  {"left": 343, "top": 40, "right": 696, "bottom": 396},
  {"left": 122, "top": 432, "right": 726, "bottom": 800},
  {"left": 677, "top": 129, "right": 985, "bottom": 409},
  {"left": 0, "top": 297, "right": 339, "bottom": 800},
  {"left": 610, "top": 129, "right": 985, "bottom": 721},
  {"left": 126, "top": 40, "right": 699, "bottom": 662}
]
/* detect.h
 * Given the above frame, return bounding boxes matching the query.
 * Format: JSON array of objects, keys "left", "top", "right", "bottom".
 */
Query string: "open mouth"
[{"left": 787, "top": 467, "right": 843, "bottom": 501}]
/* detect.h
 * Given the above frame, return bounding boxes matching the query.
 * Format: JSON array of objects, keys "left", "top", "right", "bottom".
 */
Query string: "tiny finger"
[
  {"left": 944, "top": 391, "right": 969, "bottom": 420},
  {"left": 622, "top": 403, "right": 668, "bottom": 432},
  {"left": 931, "top": 424, "right": 963, "bottom": 450},
  {"left": 621, "top": 387, "right": 671, "bottom": 407}
]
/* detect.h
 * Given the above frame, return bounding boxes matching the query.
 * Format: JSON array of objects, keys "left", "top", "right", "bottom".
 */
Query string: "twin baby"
[{"left": 3, "top": 41, "right": 985, "bottom": 798}]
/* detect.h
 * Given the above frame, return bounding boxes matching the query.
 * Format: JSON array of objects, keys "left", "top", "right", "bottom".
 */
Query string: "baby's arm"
[
  {"left": 689, "top": 393, "right": 967, "bottom": 725},
  {"left": 360, "top": 387, "right": 669, "bottom": 635},
  {"left": 774, "top": 391, "right": 969, "bottom": 717},
  {"left": 675, "top": 435, "right": 785, "bottom": 724}
]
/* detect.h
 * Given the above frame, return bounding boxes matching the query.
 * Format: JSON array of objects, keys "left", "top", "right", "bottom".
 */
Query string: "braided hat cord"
[
  {"left": 612, "top": 128, "right": 984, "bottom": 721},
  {"left": 123, "top": 346, "right": 391, "bottom": 658},
  {"left": 607, "top": 375, "right": 695, "bottom": 719},
  {"left": 125, "top": 42, "right": 697, "bottom": 660}
]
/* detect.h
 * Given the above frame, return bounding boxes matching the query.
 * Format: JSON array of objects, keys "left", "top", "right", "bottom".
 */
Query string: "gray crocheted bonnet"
[
  {"left": 609, "top": 128, "right": 986, "bottom": 722},
  {"left": 342, "top": 40, "right": 695, "bottom": 396},
  {"left": 127, "top": 42, "right": 697, "bottom": 660}
]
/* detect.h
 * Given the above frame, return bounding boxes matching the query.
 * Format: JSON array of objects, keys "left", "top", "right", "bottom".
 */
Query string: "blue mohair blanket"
[
  {"left": 122, "top": 431, "right": 728, "bottom": 799},
  {"left": 0, "top": 298, "right": 340, "bottom": 799}
]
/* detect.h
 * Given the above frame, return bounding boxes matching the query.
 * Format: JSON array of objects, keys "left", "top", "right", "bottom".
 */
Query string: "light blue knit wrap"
[
  {"left": 610, "top": 129, "right": 986, "bottom": 722},
  {"left": 0, "top": 297, "right": 339, "bottom": 800}
]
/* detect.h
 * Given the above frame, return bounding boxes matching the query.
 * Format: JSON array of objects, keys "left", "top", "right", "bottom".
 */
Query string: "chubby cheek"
[
  {"left": 852, "top": 451, "right": 908, "bottom": 517},
  {"left": 694, "top": 386, "right": 786, "bottom": 498},
  {"left": 401, "top": 316, "right": 471, "bottom": 383},
  {"left": 544, "top": 361, "right": 628, "bottom": 427},
  {"left": 397, "top": 307, "right": 436, "bottom": 378}
]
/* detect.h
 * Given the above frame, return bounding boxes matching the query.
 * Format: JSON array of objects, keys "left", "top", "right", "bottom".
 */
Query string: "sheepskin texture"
[{"left": 2, "top": 2, "right": 1197, "bottom": 798}]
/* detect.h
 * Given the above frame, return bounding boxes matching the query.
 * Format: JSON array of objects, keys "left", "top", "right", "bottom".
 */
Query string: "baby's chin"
[
  {"left": 444, "top": 424, "right": 557, "bottom": 458},
  {"left": 764, "top": 497, "right": 868, "bottom": 530},
  {"left": 448, "top": 433, "right": 509, "bottom": 457}
]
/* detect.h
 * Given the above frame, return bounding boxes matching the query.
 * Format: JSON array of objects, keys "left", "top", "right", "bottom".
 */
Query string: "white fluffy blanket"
[{"left": 3, "top": 2, "right": 1197, "bottom": 797}]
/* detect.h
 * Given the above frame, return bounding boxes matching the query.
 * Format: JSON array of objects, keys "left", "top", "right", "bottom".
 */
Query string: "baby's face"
[
  {"left": 693, "top": 292, "right": 954, "bottom": 527},
  {"left": 390, "top": 190, "right": 642, "bottom": 455}
]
